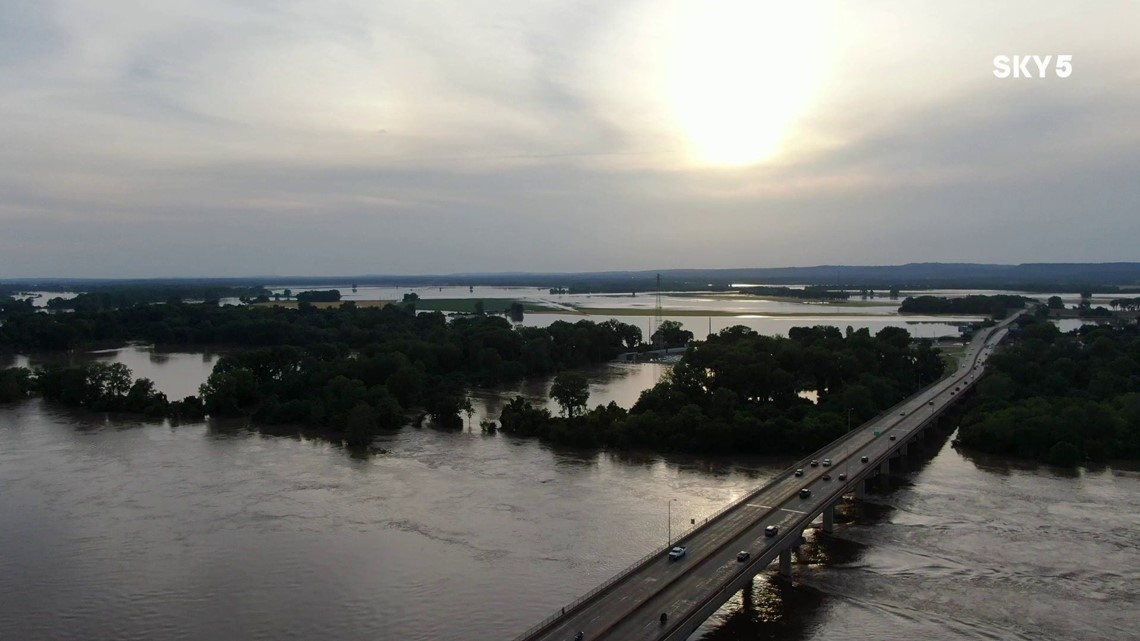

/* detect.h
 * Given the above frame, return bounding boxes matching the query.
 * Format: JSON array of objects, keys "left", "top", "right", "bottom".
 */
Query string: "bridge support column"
[
  {"left": 879, "top": 459, "right": 889, "bottom": 475},
  {"left": 854, "top": 478, "right": 866, "bottom": 499},
  {"left": 779, "top": 548, "right": 793, "bottom": 577},
  {"left": 900, "top": 443, "right": 908, "bottom": 456},
  {"left": 822, "top": 505, "right": 835, "bottom": 533}
]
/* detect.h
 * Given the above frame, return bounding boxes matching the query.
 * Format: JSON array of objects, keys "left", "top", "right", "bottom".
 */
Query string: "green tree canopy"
[{"left": 550, "top": 372, "right": 590, "bottom": 417}]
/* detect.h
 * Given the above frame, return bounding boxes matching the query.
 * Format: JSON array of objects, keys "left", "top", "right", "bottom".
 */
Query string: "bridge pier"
[
  {"left": 822, "top": 505, "right": 835, "bottom": 533},
  {"left": 854, "top": 478, "right": 866, "bottom": 499},
  {"left": 900, "top": 443, "right": 908, "bottom": 456},
  {"left": 779, "top": 548, "right": 793, "bottom": 577}
]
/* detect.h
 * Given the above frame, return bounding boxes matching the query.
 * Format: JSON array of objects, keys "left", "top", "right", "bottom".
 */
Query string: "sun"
[{"left": 667, "top": 2, "right": 828, "bottom": 166}]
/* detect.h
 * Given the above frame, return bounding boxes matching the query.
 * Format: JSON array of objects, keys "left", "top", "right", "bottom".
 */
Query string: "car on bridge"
[
  {"left": 822, "top": 473, "right": 831, "bottom": 481},
  {"left": 838, "top": 473, "right": 847, "bottom": 481},
  {"left": 794, "top": 468, "right": 804, "bottom": 476},
  {"left": 861, "top": 455, "right": 869, "bottom": 463},
  {"left": 765, "top": 525, "right": 779, "bottom": 537},
  {"left": 799, "top": 488, "right": 812, "bottom": 498},
  {"left": 736, "top": 550, "right": 750, "bottom": 561},
  {"left": 822, "top": 458, "right": 832, "bottom": 466},
  {"left": 668, "top": 546, "right": 686, "bottom": 561}
]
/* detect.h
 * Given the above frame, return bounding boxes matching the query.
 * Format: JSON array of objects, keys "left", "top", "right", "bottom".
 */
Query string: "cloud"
[{"left": 0, "top": 1, "right": 1137, "bottom": 277}]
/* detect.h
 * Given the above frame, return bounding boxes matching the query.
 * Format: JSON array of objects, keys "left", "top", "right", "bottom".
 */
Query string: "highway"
[{"left": 517, "top": 316, "right": 1018, "bottom": 641}]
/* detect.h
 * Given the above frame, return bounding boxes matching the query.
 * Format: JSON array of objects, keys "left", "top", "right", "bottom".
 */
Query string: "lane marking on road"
[
  {"left": 780, "top": 508, "right": 808, "bottom": 515},
  {"left": 746, "top": 503, "right": 772, "bottom": 509}
]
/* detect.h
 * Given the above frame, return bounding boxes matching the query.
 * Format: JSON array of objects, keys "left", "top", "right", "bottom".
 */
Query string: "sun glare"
[{"left": 668, "top": 2, "right": 827, "bottom": 166}]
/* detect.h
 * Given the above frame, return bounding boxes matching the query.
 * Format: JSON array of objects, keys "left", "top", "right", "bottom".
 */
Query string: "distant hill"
[{"left": 4, "top": 263, "right": 1140, "bottom": 293}]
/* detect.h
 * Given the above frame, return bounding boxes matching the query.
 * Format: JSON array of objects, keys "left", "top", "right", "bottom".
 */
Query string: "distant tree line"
[
  {"left": 0, "top": 302, "right": 643, "bottom": 446},
  {"left": 0, "top": 362, "right": 204, "bottom": 418},
  {"left": 496, "top": 325, "right": 945, "bottom": 453},
  {"left": 42, "top": 285, "right": 272, "bottom": 311},
  {"left": 958, "top": 318, "right": 1140, "bottom": 466},
  {"left": 898, "top": 295, "right": 1031, "bottom": 318},
  {"left": 1107, "top": 298, "right": 1140, "bottom": 311},
  {"left": 295, "top": 290, "right": 342, "bottom": 303}
]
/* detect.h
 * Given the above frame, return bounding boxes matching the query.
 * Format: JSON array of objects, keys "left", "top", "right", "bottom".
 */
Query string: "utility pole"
[{"left": 667, "top": 498, "right": 676, "bottom": 546}]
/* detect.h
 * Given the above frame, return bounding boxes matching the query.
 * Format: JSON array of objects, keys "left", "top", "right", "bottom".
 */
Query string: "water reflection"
[
  {"left": 10, "top": 344, "right": 218, "bottom": 401},
  {"left": 698, "top": 576, "right": 825, "bottom": 641},
  {"left": 955, "top": 446, "right": 1083, "bottom": 479}
]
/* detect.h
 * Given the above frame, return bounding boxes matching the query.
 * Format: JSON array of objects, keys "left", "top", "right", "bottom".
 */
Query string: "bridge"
[{"left": 514, "top": 316, "right": 1018, "bottom": 641}]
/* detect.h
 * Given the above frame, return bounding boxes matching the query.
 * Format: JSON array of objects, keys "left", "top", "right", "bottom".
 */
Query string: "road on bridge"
[{"left": 518, "top": 316, "right": 1018, "bottom": 641}]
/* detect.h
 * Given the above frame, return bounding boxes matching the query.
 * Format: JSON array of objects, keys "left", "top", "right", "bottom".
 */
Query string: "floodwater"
[
  {"left": 2, "top": 348, "right": 1138, "bottom": 641},
  {"left": 272, "top": 284, "right": 985, "bottom": 338}
]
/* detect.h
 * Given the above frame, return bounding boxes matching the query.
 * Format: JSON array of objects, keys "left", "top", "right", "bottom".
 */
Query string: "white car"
[
  {"left": 822, "top": 458, "right": 832, "bottom": 467},
  {"left": 668, "top": 546, "right": 687, "bottom": 561}
]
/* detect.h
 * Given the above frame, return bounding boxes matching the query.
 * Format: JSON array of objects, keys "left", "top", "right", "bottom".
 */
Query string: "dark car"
[
  {"left": 765, "top": 525, "right": 779, "bottom": 537},
  {"left": 889, "top": 434, "right": 897, "bottom": 441},
  {"left": 861, "top": 455, "right": 869, "bottom": 463},
  {"left": 794, "top": 468, "right": 803, "bottom": 476},
  {"left": 737, "top": 550, "right": 751, "bottom": 561},
  {"left": 799, "top": 488, "right": 812, "bottom": 498},
  {"left": 838, "top": 473, "right": 847, "bottom": 481},
  {"left": 822, "top": 473, "right": 832, "bottom": 481}
]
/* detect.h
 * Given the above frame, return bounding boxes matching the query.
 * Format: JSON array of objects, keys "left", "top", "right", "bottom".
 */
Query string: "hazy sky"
[{"left": 2, "top": 0, "right": 1138, "bottom": 278}]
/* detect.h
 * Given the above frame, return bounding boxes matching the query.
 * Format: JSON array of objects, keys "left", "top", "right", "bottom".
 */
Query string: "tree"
[
  {"left": 344, "top": 403, "right": 379, "bottom": 447},
  {"left": 463, "top": 396, "right": 475, "bottom": 428},
  {"left": 653, "top": 320, "right": 693, "bottom": 348},
  {"left": 550, "top": 372, "right": 590, "bottom": 417},
  {"left": 1048, "top": 441, "right": 1080, "bottom": 467},
  {"left": 1047, "top": 296, "right": 1064, "bottom": 310}
]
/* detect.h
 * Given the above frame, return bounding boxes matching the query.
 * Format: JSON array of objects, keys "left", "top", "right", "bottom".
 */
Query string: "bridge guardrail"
[
  {"left": 664, "top": 324, "right": 1014, "bottom": 639},
  {"left": 513, "top": 322, "right": 1010, "bottom": 641}
]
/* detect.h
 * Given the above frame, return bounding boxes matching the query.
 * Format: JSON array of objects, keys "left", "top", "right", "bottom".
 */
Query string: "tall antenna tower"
[{"left": 652, "top": 273, "right": 662, "bottom": 344}]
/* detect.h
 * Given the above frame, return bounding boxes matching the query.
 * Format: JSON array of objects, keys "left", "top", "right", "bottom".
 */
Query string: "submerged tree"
[{"left": 550, "top": 372, "right": 590, "bottom": 418}]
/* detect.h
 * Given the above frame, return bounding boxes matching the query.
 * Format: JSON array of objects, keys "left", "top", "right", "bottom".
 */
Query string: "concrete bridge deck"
[{"left": 515, "top": 316, "right": 1018, "bottom": 641}]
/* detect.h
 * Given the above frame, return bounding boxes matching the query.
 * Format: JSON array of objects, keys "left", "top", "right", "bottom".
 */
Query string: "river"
[{"left": 1, "top": 347, "right": 1137, "bottom": 641}]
